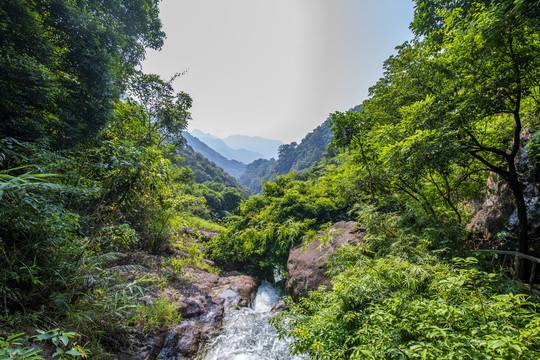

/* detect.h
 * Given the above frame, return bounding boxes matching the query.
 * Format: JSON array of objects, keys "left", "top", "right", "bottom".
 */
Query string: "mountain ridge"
[
  {"left": 190, "top": 129, "right": 264, "bottom": 163},
  {"left": 182, "top": 132, "right": 246, "bottom": 179},
  {"left": 238, "top": 104, "right": 362, "bottom": 194},
  {"left": 222, "top": 134, "right": 283, "bottom": 159},
  {"left": 190, "top": 129, "right": 283, "bottom": 161}
]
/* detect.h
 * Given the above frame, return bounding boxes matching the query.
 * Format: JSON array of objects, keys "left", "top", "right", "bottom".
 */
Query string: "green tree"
[
  {"left": 0, "top": 0, "right": 165, "bottom": 148},
  {"left": 275, "top": 142, "right": 298, "bottom": 174},
  {"left": 129, "top": 72, "right": 192, "bottom": 147},
  {"left": 333, "top": 0, "right": 540, "bottom": 262}
]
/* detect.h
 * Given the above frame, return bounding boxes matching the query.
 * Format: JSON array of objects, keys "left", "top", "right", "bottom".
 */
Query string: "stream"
[{"left": 201, "top": 282, "right": 305, "bottom": 360}]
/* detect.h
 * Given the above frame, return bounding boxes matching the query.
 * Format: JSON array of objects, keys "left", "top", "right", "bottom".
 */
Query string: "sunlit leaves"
[
  {"left": 206, "top": 174, "right": 342, "bottom": 274},
  {"left": 274, "top": 253, "right": 540, "bottom": 359},
  {"left": 0, "top": 0, "right": 165, "bottom": 147},
  {"left": 128, "top": 72, "right": 192, "bottom": 146}
]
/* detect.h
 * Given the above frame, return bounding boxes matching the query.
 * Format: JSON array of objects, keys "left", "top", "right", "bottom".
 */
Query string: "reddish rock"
[
  {"left": 285, "top": 221, "right": 365, "bottom": 299},
  {"left": 135, "top": 273, "right": 257, "bottom": 360},
  {"left": 210, "top": 273, "right": 259, "bottom": 309}
]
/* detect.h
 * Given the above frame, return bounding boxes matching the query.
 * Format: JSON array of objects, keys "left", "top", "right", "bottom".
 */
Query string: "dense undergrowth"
[
  {"left": 0, "top": 1, "right": 236, "bottom": 357},
  {"left": 205, "top": 1, "right": 540, "bottom": 358},
  {"left": 2, "top": 0, "right": 540, "bottom": 359},
  {"left": 0, "top": 135, "right": 228, "bottom": 358},
  {"left": 270, "top": 208, "right": 540, "bottom": 359}
]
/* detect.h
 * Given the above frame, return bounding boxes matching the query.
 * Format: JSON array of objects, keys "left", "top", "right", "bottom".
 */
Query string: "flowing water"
[{"left": 202, "top": 282, "right": 305, "bottom": 360}]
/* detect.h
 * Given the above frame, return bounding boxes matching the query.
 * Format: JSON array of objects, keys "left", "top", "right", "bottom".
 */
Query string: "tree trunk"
[{"left": 506, "top": 175, "right": 529, "bottom": 279}]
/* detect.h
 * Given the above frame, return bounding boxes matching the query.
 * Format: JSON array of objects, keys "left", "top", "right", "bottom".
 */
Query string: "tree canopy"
[
  {"left": 0, "top": 0, "right": 165, "bottom": 148},
  {"left": 331, "top": 0, "right": 540, "bottom": 261}
]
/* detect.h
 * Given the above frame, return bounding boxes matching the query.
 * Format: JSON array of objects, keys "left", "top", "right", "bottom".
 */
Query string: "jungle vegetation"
[
  {"left": 1, "top": 0, "right": 540, "bottom": 359},
  {"left": 0, "top": 0, "right": 233, "bottom": 357},
  {"left": 207, "top": 0, "right": 540, "bottom": 358}
]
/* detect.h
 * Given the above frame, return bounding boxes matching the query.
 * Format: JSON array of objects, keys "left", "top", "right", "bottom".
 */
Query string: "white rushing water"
[{"left": 202, "top": 282, "right": 304, "bottom": 360}]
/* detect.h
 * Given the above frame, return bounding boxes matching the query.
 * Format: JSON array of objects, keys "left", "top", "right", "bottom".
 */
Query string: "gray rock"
[
  {"left": 270, "top": 300, "right": 289, "bottom": 312},
  {"left": 467, "top": 128, "right": 540, "bottom": 242},
  {"left": 210, "top": 274, "right": 259, "bottom": 310},
  {"left": 285, "top": 221, "right": 365, "bottom": 299},
  {"left": 136, "top": 273, "right": 257, "bottom": 360}
]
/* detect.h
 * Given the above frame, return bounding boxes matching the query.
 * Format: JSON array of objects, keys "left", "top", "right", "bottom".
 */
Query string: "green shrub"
[
  {"left": 132, "top": 297, "right": 182, "bottom": 332},
  {"left": 205, "top": 174, "right": 344, "bottom": 274},
  {"left": 94, "top": 224, "right": 139, "bottom": 252},
  {"left": 272, "top": 255, "right": 540, "bottom": 359},
  {"left": 0, "top": 330, "right": 89, "bottom": 359}
]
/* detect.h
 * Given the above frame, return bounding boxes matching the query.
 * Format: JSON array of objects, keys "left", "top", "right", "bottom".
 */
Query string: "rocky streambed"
[
  {"left": 134, "top": 272, "right": 259, "bottom": 360},
  {"left": 133, "top": 221, "right": 365, "bottom": 360},
  {"left": 201, "top": 282, "right": 303, "bottom": 360}
]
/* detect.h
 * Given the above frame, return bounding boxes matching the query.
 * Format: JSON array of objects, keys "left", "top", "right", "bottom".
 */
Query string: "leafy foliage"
[
  {"left": 0, "top": 329, "right": 89, "bottom": 359},
  {"left": 239, "top": 117, "right": 337, "bottom": 194},
  {"left": 2, "top": 0, "right": 539, "bottom": 358},
  {"left": 273, "top": 254, "right": 540, "bottom": 359},
  {"left": 0, "top": 1, "right": 216, "bottom": 356},
  {"left": 272, "top": 208, "right": 540, "bottom": 359},
  {"left": 206, "top": 173, "right": 352, "bottom": 275},
  {"left": 176, "top": 143, "right": 250, "bottom": 218},
  {"left": 0, "top": 0, "right": 165, "bottom": 148},
  {"left": 330, "top": 0, "right": 540, "bottom": 258}
]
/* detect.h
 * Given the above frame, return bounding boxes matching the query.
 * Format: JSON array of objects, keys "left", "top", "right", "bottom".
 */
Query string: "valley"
[{"left": 1, "top": 1, "right": 540, "bottom": 359}]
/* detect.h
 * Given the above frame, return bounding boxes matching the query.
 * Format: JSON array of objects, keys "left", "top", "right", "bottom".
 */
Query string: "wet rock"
[
  {"left": 177, "top": 297, "right": 205, "bottom": 318},
  {"left": 159, "top": 321, "right": 203, "bottom": 359},
  {"left": 199, "top": 304, "right": 224, "bottom": 338},
  {"left": 285, "top": 221, "right": 365, "bottom": 299},
  {"left": 138, "top": 273, "right": 257, "bottom": 359},
  {"left": 210, "top": 274, "right": 259, "bottom": 309},
  {"left": 270, "top": 300, "right": 288, "bottom": 312},
  {"left": 132, "top": 333, "right": 167, "bottom": 360}
]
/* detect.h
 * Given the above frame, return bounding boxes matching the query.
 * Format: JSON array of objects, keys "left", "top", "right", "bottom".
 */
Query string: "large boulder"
[
  {"left": 467, "top": 176, "right": 516, "bottom": 240},
  {"left": 210, "top": 273, "right": 259, "bottom": 309},
  {"left": 135, "top": 272, "right": 258, "bottom": 360},
  {"left": 467, "top": 128, "right": 540, "bottom": 247},
  {"left": 285, "top": 221, "right": 365, "bottom": 299}
]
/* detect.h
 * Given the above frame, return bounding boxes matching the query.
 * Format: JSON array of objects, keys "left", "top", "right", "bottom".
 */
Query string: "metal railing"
[{"left": 475, "top": 249, "right": 540, "bottom": 292}]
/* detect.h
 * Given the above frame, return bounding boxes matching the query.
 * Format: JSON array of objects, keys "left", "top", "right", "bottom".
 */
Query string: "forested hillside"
[
  {"left": 178, "top": 144, "right": 247, "bottom": 190},
  {"left": 183, "top": 131, "right": 246, "bottom": 179},
  {"left": 239, "top": 115, "right": 340, "bottom": 193},
  {"left": 177, "top": 144, "right": 249, "bottom": 218},
  {"left": 2, "top": 0, "right": 540, "bottom": 359},
  {"left": 190, "top": 129, "right": 269, "bottom": 163}
]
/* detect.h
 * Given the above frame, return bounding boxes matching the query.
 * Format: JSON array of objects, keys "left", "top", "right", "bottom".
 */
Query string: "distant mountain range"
[
  {"left": 182, "top": 132, "right": 246, "bottom": 179},
  {"left": 190, "top": 129, "right": 283, "bottom": 163},
  {"left": 222, "top": 134, "right": 284, "bottom": 159},
  {"left": 238, "top": 118, "right": 334, "bottom": 194},
  {"left": 182, "top": 105, "right": 360, "bottom": 191}
]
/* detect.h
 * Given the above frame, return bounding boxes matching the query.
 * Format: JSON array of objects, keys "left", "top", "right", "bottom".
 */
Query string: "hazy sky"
[{"left": 142, "top": 0, "right": 415, "bottom": 143}]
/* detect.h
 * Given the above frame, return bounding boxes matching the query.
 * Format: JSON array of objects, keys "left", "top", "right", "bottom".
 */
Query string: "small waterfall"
[{"left": 202, "top": 282, "right": 304, "bottom": 360}]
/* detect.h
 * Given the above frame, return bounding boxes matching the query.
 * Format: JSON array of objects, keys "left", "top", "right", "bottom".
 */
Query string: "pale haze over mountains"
[
  {"left": 182, "top": 132, "right": 247, "bottom": 178},
  {"left": 189, "top": 129, "right": 284, "bottom": 163}
]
